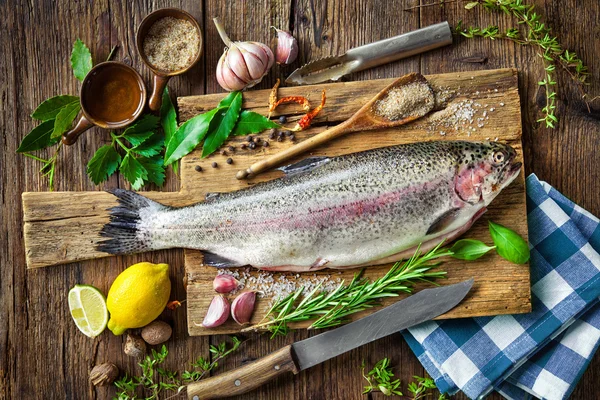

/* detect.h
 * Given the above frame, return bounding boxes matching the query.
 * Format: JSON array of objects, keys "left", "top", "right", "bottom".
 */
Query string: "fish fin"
[
  {"left": 426, "top": 208, "right": 461, "bottom": 235},
  {"left": 202, "top": 252, "right": 244, "bottom": 268},
  {"left": 97, "top": 189, "right": 169, "bottom": 255},
  {"left": 278, "top": 156, "right": 330, "bottom": 176}
]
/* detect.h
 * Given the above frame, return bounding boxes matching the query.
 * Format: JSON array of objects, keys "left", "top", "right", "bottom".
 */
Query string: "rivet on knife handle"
[{"left": 186, "top": 345, "right": 299, "bottom": 400}]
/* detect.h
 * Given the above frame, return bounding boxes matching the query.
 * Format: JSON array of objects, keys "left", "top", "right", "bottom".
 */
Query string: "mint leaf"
[
  {"left": 139, "top": 156, "right": 166, "bottom": 187},
  {"left": 17, "top": 120, "right": 56, "bottom": 152},
  {"left": 449, "top": 239, "right": 495, "bottom": 261},
  {"left": 160, "top": 88, "right": 177, "bottom": 146},
  {"left": 51, "top": 101, "right": 81, "bottom": 139},
  {"left": 132, "top": 134, "right": 164, "bottom": 157},
  {"left": 86, "top": 145, "right": 121, "bottom": 185},
  {"left": 232, "top": 110, "right": 279, "bottom": 136},
  {"left": 71, "top": 39, "right": 93, "bottom": 81},
  {"left": 31, "top": 95, "right": 79, "bottom": 121},
  {"left": 120, "top": 153, "right": 147, "bottom": 190},
  {"left": 489, "top": 221, "right": 530, "bottom": 264},
  {"left": 202, "top": 92, "right": 242, "bottom": 157},
  {"left": 164, "top": 107, "right": 221, "bottom": 166}
]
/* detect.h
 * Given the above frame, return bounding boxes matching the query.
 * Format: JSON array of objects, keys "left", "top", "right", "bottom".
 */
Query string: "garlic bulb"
[
  {"left": 214, "top": 18, "right": 274, "bottom": 91},
  {"left": 272, "top": 27, "right": 298, "bottom": 65}
]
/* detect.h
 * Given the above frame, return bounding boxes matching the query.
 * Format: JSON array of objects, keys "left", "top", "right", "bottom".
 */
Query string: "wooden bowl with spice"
[{"left": 136, "top": 8, "right": 203, "bottom": 113}]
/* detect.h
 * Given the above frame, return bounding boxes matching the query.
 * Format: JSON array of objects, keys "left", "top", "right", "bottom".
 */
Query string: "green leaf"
[
  {"left": 202, "top": 92, "right": 242, "bottom": 157},
  {"left": 139, "top": 156, "right": 166, "bottom": 187},
  {"left": 217, "top": 91, "right": 240, "bottom": 108},
  {"left": 31, "top": 95, "right": 79, "bottom": 121},
  {"left": 160, "top": 87, "right": 177, "bottom": 147},
  {"left": 71, "top": 39, "right": 93, "bottom": 81},
  {"left": 131, "top": 134, "right": 164, "bottom": 157},
  {"left": 120, "top": 153, "right": 147, "bottom": 190},
  {"left": 17, "top": 120, "right": 56, "bottom": 152},
  {"left": 232, "top": 110, "right": 280, "bottom": 136},
  {"left": 86, "top": 144, "right": 121, "bottom": 185},
  {"left": 121, "top": 114, "right": 160, "bottom": 146},
  {"left": 51, "top": 101, "right": 81, "bottom": 139},
  {"left": 164, "top": 108, "right": 221, "bottom": 166},
  {"left": 489, "top": 221, "right": 530, "bottom": 264},
  {"left": 449, "top": 239, "right": 495, "bottom": 261},
  {"left": 465, "top": 2, "right": 479, "bottom": 9},
  {"left": 122, "top": 130, "right": 154, "bottom": 146}
]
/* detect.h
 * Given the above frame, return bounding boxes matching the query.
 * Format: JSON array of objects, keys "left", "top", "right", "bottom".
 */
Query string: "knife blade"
[
  {"left": 286, "top": 21, "right": 453, "bottom": 85},
  {"left": 187, "top": 278, "right": 473, "bottom": 400}
]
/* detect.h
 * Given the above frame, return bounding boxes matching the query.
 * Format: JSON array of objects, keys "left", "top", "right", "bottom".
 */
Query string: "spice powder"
[
  {"left": 143, "top": 17, "right": 200, "bottom": 72},
  {"left": 373, "top": 81, "right": 433, "bottom": 121}
]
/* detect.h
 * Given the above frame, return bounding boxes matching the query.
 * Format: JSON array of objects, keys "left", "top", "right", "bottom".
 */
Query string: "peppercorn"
[
  {"left": 249, "top": 142, "right": 256, "bottom": 149},
  {"left": 247, "top": 136, "right": 254, "bottom": 142},
  {"left": 277, "top": 136, "right": 283, "bottom": 142},
  {"left": 194, "top": 165, "right": 202, "bottom": 172},
  {"left": 212, "top": 162, "right": 218, "bottom": 168},
  {"left": 290, "top": 134, "right": 296, "bottom": 141},
  {"left": 286, "top": 130, "right": 293, "bottom": 137},
  {"left": 228, "top": 146, "right": 235, "bottom": 152},
  {"left": 279, "top": 115, "right": 287, "bottom": 124},
  {"left": 255, "top": 137, "right": 262, "bottom": 144},
  {"left": 226, "top": 158, "right": 233, "bottom": 164},
  {"left": 264, "top": 141, "right": 270, "bottom": 147},
  {"left": 269, "top": 129, "right": 277, "bottom": 139},
  {"left": 278, "top": 131, "right": 285, "bottom": 138},
  {"left": 220, "top": 150, "right": 227, "bottom": 156},
  {"left": 241, "top": 143, "right": 247, "bottom": 149}
]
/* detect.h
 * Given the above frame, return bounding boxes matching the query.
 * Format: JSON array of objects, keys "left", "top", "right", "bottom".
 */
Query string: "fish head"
[{"left": 455, "top": 141, "right": 522, "bottom": 206}]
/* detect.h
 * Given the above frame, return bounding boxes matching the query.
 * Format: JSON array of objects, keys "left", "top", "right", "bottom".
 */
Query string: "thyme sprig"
[
  {"left": 113, "top": 337, "right": 242, "bottom": 400},
  {"left": 412, "top": 0, "right": 595, "bottom": 128},
  {"left": 362, "top": 358, "right": 403, "bottom": 396},
  {"left": 246, "top": 242, "right": 452, "bottom": 338}
]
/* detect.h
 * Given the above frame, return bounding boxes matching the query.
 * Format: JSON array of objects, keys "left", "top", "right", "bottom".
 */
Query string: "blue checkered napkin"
[{"left": 402, "top": 174, "right": 600, "bottom": 400}]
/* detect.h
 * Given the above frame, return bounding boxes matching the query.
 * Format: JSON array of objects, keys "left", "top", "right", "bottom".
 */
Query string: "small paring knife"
[
  {"left": 186, "top": 278, "right": 474, "bottom": 400},
  {"left": 286, "top": 21, "right": 453, "bottom": 85}
]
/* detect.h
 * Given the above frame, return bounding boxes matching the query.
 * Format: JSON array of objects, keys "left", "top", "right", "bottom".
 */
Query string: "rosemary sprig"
[
  {"left": 246, "top": 242, "right": 452, "bottom": 338},
  {"left": 451, "top": 0, "right": 594, "bottom": 128},
  {"left": 22, "top": 142, "right": 63, "bottom": 191}
]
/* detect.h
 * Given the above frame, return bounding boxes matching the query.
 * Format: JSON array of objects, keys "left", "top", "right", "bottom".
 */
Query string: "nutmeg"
[
  {"left": 89, "top": 362, "right": 119, "bottom": 386},
  {"left": 141, "top": 320, "right": 172, "bottom": 345},
  {"left": 124, "top": 333, "right": 146, "bottom": 359}
]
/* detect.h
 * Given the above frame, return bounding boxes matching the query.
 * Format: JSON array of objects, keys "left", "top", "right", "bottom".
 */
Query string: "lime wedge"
[{"left": 68, "top": 284, "right": 108, "bottom": 338}]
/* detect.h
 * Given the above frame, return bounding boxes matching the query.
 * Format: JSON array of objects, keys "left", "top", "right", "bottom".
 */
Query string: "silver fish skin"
[{"left": 98, "top": 141, "right": 521, "bottom": 271}]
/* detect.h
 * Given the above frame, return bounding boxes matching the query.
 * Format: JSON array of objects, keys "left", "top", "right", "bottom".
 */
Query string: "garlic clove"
[
  {"left": 213, "top": 274, "right": 239, "bottom": 293},
  {"left": 202, "top": 295, "right": 230, "bottom": 328},
  {"left": 253, "top": 42, "right": 275, "bottom": 69},
  {"left": 231, "top": 291, "right": 256, "bottom": 325},
  {"left": 272, "top": 27, "right": 298, "bottom": 65},
  {"left": 238, "top": 46, "right": 268, "bottom": 81},
  {"left": 220, "top": 55, "right": 248, "bottom": 91},
  {"left": 228, "top": 45, "right": 252, "bottom": 83}
]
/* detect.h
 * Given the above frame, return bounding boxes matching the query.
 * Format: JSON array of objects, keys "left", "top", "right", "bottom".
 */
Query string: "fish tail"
[{"left": 97, "top": 189, "right": 170, "bottom": 255}]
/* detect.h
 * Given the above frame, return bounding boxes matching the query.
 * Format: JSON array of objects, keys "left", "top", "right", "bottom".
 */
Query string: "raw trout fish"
[{"left": 98, "top": 141, "right": 521, "bottom": 271}]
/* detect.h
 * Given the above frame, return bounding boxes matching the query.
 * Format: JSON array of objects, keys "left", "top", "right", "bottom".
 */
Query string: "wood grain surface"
[{"left": 2, "top": 1, "right": 599, "bottom": 400}]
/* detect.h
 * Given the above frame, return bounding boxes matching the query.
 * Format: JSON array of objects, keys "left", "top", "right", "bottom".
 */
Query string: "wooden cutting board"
[{"left": 22, "top": 68, "right": 531, "bottom": 337}]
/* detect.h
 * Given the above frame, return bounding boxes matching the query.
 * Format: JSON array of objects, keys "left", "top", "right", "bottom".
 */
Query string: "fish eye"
[{"left": 492, "top": 151, "right": 505, "bottom": 164}]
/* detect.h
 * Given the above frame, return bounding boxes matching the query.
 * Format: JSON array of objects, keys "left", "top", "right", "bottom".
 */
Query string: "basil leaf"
[
  {"left": 120, "top": 153, "right": 147, "bottom": 190},
  {"left": 489, "top": 221, "right": 530, "bottom": 264},
  {"left": 139, "top": 156, "right": 166, "bottom": 187},
  {"left": 202, "top": 92, "right": 242, "bottom": 157},
  {"left": 160, "top": 87, "right": 177, "bottom": 146},
  {"left": 86, "top": 145, "right": 121, "bottom": 185},
  {"left": 132, "top": 134, "right": 164, "bottom": 158},
  {"left": 449, "top": 239, "right": 495, "bottom": 261},
  {"left": 164, "top": 108, "right": 221, "bottom": 166},
  {"left": 232, "top": 110, "right": 280, "bottom": 136},
  {"left": 31, "top": 95, "right": 79, "bottom": 121},
  {"left": 51, "top": 101, "right": 81, "bottom": 139},
  {"left": 17, "top": 120, "right": 56, "bottom": 152},
  {"left": 71, "top": 39, "right": 93, "bottom": 81}
]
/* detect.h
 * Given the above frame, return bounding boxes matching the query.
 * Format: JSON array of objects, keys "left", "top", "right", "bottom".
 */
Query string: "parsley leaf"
[
  {"left": 31, "top": 95, "right": 79, "bottom": 121},
  {"left": 232, "top": 110, "right": 279, "bottom": 136},
  {"left": 139, "top": 156, "right": 165, "bottom": 187},
  {"left": 131, "top": 134, "right": 164, "bottom": 157},
  {"left": 70, "top": 39, "right": 93, "bottom": 81},
  {"left": 119, "top": 153, "right": 147, "bottom": 190},
  {"left": 86, "top": 144, "right": 121, "bottom": 184},
  {"left": 121, "top": 114, "right": 159, "bottom": 146}
]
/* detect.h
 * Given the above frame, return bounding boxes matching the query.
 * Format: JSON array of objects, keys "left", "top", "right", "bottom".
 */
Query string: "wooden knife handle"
[{"left": 186, "top": 345, "right": 299, "bottom": 400}]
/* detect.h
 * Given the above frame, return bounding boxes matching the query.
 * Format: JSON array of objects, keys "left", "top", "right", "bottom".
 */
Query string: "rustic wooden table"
[{"left": 1, "top": 1, "right": 599, "bottom": 399}]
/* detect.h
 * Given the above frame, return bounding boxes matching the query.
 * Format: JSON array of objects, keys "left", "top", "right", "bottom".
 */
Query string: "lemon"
[
  {"left": 106, "top": 262, "right": 171, "bottom": 335},
  {"left": 68, "top": 284, "right": 109, "bottom": 338}
]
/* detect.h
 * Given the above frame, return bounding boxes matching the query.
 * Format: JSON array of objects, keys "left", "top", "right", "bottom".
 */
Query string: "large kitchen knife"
[
  {"left": 285, "top": 22, "right": 452, "bottom": 85},
  {"left": 187, "top": 278, "right": 473, "bottom": 399}
]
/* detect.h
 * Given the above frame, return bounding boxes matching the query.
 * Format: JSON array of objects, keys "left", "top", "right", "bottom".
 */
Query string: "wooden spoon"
[{"left": 236, "top": 72, "right": 435, "bottom": 180}]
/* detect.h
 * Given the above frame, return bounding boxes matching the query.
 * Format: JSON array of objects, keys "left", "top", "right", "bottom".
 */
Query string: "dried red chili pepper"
[
  {"left": 273, "top": 95, "right": 310, "bottom": 111},
  {"left": 167, "top": 300, "right": 185, "bottom": 310},
  {"left": 292, "top": 89, "right": 326, "bottom": 131},
  {"left": 268, "top": 78, "right": 281, "bottom": 116}
]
